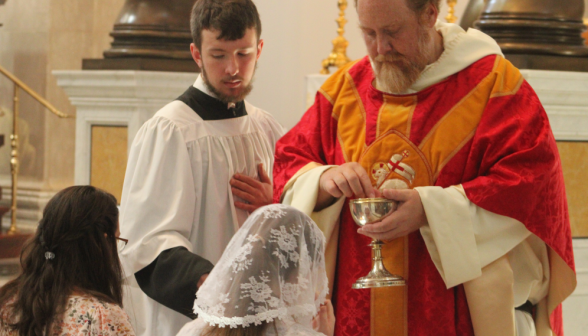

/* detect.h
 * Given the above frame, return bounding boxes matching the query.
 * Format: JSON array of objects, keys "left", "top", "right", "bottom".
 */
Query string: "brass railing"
[{"left": 0, "top": 64, "right": 74, "bottom": 234}]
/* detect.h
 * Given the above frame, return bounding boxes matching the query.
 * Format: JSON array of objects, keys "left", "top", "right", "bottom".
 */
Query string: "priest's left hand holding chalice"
[{"left": 316, "top": 162, "right": 428, "bottom": 242}]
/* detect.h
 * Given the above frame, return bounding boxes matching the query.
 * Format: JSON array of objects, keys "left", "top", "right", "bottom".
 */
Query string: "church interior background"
[{"left": 0, "top": 0, "right": 587, "bottom": 334}]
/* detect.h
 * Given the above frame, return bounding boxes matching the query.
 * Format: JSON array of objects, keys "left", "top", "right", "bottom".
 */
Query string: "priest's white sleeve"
[
  {"left": 416, "top": 185, "right": 554, "bottom": 336},
  {"left": 416, "top": 185, "right": 532, "bottom": 288},
  {"left": 119, "top": 116, "right": 197, "bottom": 278}
]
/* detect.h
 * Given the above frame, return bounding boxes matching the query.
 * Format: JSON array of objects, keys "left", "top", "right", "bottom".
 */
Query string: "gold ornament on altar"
[
  {"left": 446, "top": 0, "right": 458, "bottom": 23},
  {"left": 321, "top": 0, "right": 352, "bottom": 74}
]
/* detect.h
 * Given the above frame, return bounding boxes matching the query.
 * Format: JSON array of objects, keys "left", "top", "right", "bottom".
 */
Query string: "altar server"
[
  {"left": 273, "top": 0, "right": 576, "bottom": 335},
  {"left": 118, "top": 1, "right": 285, "bottom": 335}
]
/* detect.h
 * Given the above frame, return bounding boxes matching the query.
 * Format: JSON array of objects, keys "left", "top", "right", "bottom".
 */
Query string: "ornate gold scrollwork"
[
  {"left": 321, "top": 0, "right": 352, "bottom": 75},
  {"left": 446, "top": 0, "right": 458, "bottom": 23}
]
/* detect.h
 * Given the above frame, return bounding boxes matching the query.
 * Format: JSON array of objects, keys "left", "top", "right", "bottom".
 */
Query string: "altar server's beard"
[
  {"left": 372, "top": 28, "right": 432, "bottom": 93},
  {"left": 201, "top": 64, "right": 256, "bottom": 105}
]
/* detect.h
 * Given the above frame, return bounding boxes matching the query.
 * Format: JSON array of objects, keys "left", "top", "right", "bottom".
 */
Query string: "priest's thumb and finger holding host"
[
  {"left": 315, "top": 162, "right": 428, "bottom": 242},
  {"left": 315, "top": 163, "right": 380, "bottom": 211}
]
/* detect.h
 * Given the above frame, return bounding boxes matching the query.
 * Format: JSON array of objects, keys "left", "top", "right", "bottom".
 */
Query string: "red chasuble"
[{"left": 274, "top": 55, "right": 575, "bottom": 336}]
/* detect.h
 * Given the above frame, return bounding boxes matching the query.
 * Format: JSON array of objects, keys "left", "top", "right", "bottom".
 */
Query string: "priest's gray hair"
[{"left": 354, "top": 0, "right": 441, "bottom": 14}]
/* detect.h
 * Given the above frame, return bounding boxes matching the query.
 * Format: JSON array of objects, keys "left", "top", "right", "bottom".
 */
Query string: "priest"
[
  {"left": 118, "top": 1, "right": 285, "bottom": 335},
  {"left": 273, "top": 0, "right": 576, "bottom": 335}
]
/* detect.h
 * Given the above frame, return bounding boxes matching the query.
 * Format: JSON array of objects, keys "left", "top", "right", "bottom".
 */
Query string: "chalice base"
[
  {"left": 352, "top": 246, "right": 405, "bottom": 289},
  {"left": 352, "top": 267, "right": 405, "bottom": 289}
]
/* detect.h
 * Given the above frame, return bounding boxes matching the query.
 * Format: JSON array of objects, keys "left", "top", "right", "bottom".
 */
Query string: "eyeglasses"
[{"left": 116, "top": 237, "right": 128, "bottom": 252}]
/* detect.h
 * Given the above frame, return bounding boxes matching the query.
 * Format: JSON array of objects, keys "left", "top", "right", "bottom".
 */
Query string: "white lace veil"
[{"left": 193, "top": 204, "right": 328, "bottom": 329}]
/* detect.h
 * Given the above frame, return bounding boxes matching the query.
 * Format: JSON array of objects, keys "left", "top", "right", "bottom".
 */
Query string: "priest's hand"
[
  {"left": 316, "top": 163, "right": 377, "bottom": 211},
  {"left": 231, "top": 163, "right": 273, "bottom": 213},
  {"left": 358, "top": 189, "right": 428, "bottom": 241}
]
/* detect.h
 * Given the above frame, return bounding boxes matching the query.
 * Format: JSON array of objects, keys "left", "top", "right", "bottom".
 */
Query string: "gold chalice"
[{"left": 349, "top": 198, "right": 406, "bottom": 289}]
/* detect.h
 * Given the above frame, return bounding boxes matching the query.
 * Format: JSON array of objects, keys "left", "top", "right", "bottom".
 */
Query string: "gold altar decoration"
[
  {"left": 583, "top": 18, "right": 588, "bottom": 46},
  {"left": 0, "top": 64, "right": 73, "bottom": 235},
  {"left": 446, "top": 0, "right": 458, "bottom": 23},
  {"left": 321, "top": 0, "right": 352, "bottom": 75}
]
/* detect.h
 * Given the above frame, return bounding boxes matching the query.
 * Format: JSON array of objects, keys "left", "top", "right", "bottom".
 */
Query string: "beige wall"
[
  {"left": 0, "top": 0, "right": 124, "bottom": 193},
  {"left": 247, "top": 0, "right": 366, "bottom": 129}
]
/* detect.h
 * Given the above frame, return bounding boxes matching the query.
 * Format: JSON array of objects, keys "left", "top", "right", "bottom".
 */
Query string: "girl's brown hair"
[{"left": 0, "top": 185, "right": 123, "bottom": 335}]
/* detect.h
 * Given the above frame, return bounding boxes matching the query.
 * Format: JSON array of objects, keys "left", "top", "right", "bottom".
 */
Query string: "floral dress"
[{"left": 0, "top": 295, "right": 135, "bottom": 336}]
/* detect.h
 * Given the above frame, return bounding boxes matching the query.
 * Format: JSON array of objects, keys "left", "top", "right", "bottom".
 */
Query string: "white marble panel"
[
  {"left": 521, "top": 70, "right": 588, "bottom": 141},
  {"left": 0, "top": 178, "right": 55, "bottom": 231},
  {"left": 53, "top": 70, "right": 196, "bottom": 186}
]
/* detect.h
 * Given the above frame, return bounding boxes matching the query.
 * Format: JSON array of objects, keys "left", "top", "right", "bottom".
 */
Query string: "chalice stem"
[
  {"left": 371, "top": 239, "right": 384, "bottom": 260},
  {"left": 368, "top": 239, "right": 391, "bottom": 277}
]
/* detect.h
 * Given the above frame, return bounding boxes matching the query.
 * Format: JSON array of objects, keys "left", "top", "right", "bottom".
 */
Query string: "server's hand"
[{"left": 231, "top": 163, "right": 273, "bottom": 213}]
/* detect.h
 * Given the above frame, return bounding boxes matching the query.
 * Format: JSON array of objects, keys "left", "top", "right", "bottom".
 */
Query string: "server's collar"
[{"left": 194, "top": 74, "right": 238, "bottom": 110}]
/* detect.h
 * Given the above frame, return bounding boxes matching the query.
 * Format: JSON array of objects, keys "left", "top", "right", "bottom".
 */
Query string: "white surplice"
[{"left": 119, "top": 76, "right": 285, "bottom": 336}]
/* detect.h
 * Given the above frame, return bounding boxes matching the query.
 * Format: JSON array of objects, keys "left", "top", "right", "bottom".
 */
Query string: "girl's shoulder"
[
  {"left": 0, "top": 296, "right": 17, "bottom": 333},
  {"left": 52, "top": 295, "right": 135, "bottom": 336}
]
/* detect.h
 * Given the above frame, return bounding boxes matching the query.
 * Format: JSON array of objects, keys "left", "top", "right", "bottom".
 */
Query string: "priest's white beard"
[
  {"left": 372, "top": 25, "right": 432, "bottom": 93},
  {"left": 201, "top": 64, "right": 256, "bottom": 105}
]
